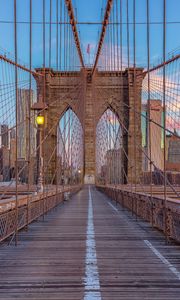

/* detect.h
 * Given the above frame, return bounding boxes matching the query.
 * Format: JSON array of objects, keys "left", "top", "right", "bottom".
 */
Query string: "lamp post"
[
  {"left": 78, "top": 168, "right": 82, "bottom": 184},
  {"left": 36, "top": 114, "right": 44, "bottom": 192},
  {"left": 31, "top": 100, "right": 47, "bottom": 193}
]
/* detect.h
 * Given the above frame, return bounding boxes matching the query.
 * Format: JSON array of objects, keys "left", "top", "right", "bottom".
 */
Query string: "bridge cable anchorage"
[{"left": 65, "top": 0, "right": 84, "bottom": 68}]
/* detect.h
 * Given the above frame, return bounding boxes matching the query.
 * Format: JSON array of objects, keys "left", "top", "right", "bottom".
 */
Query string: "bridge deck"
[{"left": 0, "top": 186, "right": 180, "bottom": 299}]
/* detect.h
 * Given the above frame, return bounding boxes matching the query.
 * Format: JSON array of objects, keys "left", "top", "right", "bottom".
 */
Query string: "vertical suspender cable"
[
  {"left": 43, "top": 0, "right": 46, "bottom": 218},
  {"left": 56, "top": 0, "right": 59, "bottom": 70},
  {"left": 126, "top": 0, "right": 133, "bottom": 196},
  {"left": 146, "top": 0, "right": 153, "bottom": 227},
  {"left": 120, "top": 0, "right": 122, "bottom": 73},
  {"left": 112, "top": 4, "right": 115, "bottom": 70},
  {"left": 163, "top": 0, "right": 167, "bottom": 242},
  {"left": 120, "top": 0, "right": 124, "bottom": 184},
  {"left": 49, "top": 0, "right": 52, "bottom": 69},
  {"left": 63, "top": 110, "right": 66, "bottom": 189},
  {"left": 64, "top": 3, "right": 66, "bottom": 71},
  {"left": 115, "top": 0, "right": 119, "bottom": 71},
  {"left": 59, "top": 0, "right": 62, "bottom": 70},
  {"left": 56, "top": 0, "right": 59, "bottom": 203},
  {"left": 110, "top": 14, "right": 112, "bottom": 70},
  {"left": 27, "top": 0, "right": 32, "bottom": 230},
  {"left": 14, "top": 0, "right": 18, "bottom": 246},
  {"left": 126, "top": 0, "right": 129, "bottom": 68},
  {"left": 133, "top": 0, "right": 137, "bottom": 219}
]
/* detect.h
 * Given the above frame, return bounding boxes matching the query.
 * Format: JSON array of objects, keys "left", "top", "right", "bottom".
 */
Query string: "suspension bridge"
[{"left": 0, "top": 0, "right": 180, "bottom": 299}]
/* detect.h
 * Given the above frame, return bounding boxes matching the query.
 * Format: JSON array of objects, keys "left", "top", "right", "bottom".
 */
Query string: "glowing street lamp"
[
  {"left": 78, "top": 168, "right": 82, "bottom": 184},
  {"left": 36, "top": 115, "right": 45, "bottom": 126}
]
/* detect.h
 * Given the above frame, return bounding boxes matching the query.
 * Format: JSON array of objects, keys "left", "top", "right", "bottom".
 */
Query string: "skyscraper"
[
  {"left": 0, "top": 124, "right": 9, "bottom": 148},
  {"left": 17, "top": 89, "right": 36, "bottom": 160},
  {"left": 142, "top": 100, "right": 164, "bottom": 171}
]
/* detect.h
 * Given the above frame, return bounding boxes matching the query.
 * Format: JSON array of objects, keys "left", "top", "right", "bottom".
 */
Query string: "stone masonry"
[{"left": 35, "top": 67, "right": 144, "bottom": 184}]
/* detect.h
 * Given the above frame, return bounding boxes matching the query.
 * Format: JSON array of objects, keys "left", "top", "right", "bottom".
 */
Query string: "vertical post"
[{"left": 37, "top": 124, "right": 43, "bottom": 192}]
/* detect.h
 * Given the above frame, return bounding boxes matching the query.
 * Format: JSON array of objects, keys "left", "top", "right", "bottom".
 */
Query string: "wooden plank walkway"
[{"left": 0, "top": 185, "right": 180, "bottom": 299}]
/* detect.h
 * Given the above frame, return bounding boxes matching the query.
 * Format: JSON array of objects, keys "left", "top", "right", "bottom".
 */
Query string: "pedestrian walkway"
[{"left": 0, "top": 186, "right": 180, "bottom": 299}]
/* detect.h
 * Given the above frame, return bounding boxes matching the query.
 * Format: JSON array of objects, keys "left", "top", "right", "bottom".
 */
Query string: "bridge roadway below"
[{"left": 0, "top": 186, "right": 180, "bottom": 299}]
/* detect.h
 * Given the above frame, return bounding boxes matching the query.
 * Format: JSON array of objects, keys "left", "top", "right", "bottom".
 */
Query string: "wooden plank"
[{"left": 0, "top": 186, "right": 180, "bottom": 299}]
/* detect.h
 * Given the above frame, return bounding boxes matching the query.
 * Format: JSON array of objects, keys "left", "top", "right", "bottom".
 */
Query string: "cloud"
[{"left": 97, "top": 44, "right": 129, "bottom": 70}]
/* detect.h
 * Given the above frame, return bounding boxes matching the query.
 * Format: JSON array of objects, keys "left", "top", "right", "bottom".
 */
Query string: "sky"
[{"left": 0, "top": 0, "right": 180, "bottom": 69}]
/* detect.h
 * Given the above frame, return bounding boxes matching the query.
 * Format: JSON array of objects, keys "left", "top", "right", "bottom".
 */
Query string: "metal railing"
[
  {"left": 97, "top": 185, "right": 180, "bottom": 243},
  {"left": 0, "top": 185, "right": 81, "bottom": 243}
]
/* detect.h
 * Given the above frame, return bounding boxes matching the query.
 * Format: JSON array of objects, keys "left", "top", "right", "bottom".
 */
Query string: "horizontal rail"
[{"left": 1, "top": 21, "right": 180, "bottom": 25}]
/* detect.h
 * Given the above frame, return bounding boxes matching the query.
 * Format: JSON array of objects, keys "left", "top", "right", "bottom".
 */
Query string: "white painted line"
[
  {"left": 107, "top": 201, "right": 132, "bottom": 227},
  {"left": 83, "top": 186, "right": 102, "bottom": 300},
  {"left": 144, "top": 240, "right": 180, "bottom": 280},
  {"left": 108, "top": 201, "right": 118, "bottom": 212}
]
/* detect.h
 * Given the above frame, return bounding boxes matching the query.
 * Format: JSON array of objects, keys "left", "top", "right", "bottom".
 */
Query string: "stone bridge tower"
[{"left": 35, "top": 67, "right": 144, "bottom": 184}]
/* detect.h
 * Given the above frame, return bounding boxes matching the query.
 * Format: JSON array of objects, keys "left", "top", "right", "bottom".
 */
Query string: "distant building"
[
  {"left": 17, "top": 88, "right": 36, "bottom": 160},
  {"left": 105, "top": 149, "right": 122, "bottom": 184},
  {"left": 166, "top": 134, "right": 180, "bottom": 172},
  {"left": 0, "top": 124, "right": 9, "bottom": 148},
  {"left": 142, "top": 100, "right": 164, "bottom": 171},
  {"left": 101, "top": 165, "right": 107, "bottom": 176},
  {"left": 95, "top": 164, "right": 107, "bottom": 185},
  {"left": 0, "top": 146, "right": 10, "bottom": 181},
  {"left": 168, "top": 136, "right": 180, "bottom": 163},
  {"left": 10, "top": 128, "right": 16, "bottom": 139},
  {"left": 9, "top": 137, "right": 16, "bottom": 179},
  {"left": 57, "top": 155, "right": 62, "bottom": 184}
]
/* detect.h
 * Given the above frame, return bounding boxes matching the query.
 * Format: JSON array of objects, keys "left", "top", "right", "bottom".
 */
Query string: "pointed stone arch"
[{"left": 35, "top": 67, "right": 144, "bottom": 183}]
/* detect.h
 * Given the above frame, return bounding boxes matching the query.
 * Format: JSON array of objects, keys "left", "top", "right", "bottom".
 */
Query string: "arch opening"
[
  {"left": 57, "top": 108, "right": 84, "bottom": 186},
  {"left": 96, "top": 108, "right": 123, "bottom": 185}
]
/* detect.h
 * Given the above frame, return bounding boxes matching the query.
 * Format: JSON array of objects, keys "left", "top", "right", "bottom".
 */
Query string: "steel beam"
[
  {"left": 0, "top": 54, "right": 43, "bottom": 76},
  {"left": 143, "top": 54, "right": 180, "bottom": 74},
  {"left": 65, "top": 0, "right": 84, "bottom": 68},
  {"left": 92, "top": 0, "right": 113, "bottom": 75}
]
